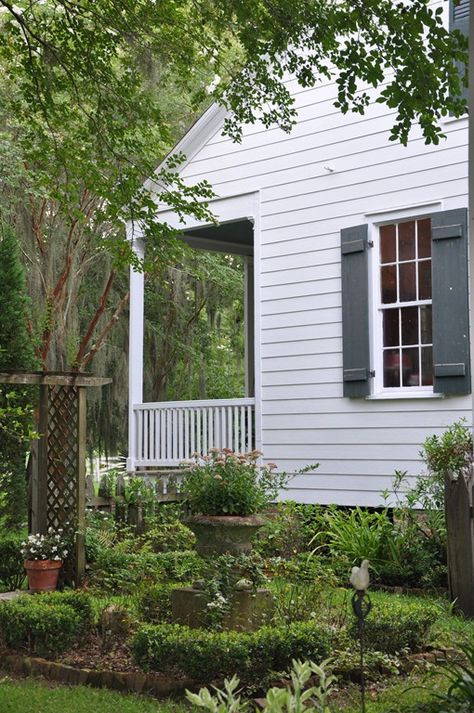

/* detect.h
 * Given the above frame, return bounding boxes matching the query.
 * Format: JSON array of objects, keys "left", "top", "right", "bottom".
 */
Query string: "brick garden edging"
[
  {"left": 0, "top": 648, "right": 459, "bottom": 700},
  {"left": 0, "top": 653, "right": 199, "bottom": 698}
]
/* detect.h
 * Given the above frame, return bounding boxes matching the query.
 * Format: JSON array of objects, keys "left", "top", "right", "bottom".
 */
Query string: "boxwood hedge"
[
  {"left": 132, "top": 620, "right": 331, "bottom": 683},
  {"left": 0, "top": 591, "right": 94, "bottom": 656},
  {"left": 351, "top": 597, "right": 439, "bottom": 653}
]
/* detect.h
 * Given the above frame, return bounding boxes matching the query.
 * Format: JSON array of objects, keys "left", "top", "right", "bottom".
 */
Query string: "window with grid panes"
[{"left": 379, "top": 218, "right": 432, "bottom": 389}]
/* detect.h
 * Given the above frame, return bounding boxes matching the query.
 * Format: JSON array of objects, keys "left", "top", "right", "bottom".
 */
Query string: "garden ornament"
[
  {"left": 350, "top": 559, "right": 372, "bottom": 713},
  {"left": 350, "top": 559, "right": 370, "bottom": 591}
]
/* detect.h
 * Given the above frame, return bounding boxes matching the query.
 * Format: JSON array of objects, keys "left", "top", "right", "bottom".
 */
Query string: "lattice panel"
[{"left": 46, "top": 385, "right": 78, "bottom": 531}]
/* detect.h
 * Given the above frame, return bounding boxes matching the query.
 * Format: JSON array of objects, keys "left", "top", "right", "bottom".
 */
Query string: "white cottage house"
[{"left": 127, "top": 0, "right": 470, "bottom": 506}]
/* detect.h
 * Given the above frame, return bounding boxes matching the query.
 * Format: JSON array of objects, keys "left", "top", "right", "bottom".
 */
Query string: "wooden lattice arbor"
[{"left": 0, "top": 371, "right": 111, "bottom": 584}]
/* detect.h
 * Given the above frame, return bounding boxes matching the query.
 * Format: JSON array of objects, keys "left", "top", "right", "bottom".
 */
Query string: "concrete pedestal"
[{"left": 171, "top": 586, "right": 273, "bottom": 631}]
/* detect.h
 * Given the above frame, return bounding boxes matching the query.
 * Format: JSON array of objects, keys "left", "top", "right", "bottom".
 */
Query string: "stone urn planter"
[
  {"left": 24, "top": 559, "right": 62, "bottom": 593},
  {"left": 184, "top": 514, "right": 265, "bottom": 557}
]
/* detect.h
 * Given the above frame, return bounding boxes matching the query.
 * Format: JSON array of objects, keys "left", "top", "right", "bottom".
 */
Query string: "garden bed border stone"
[{"left": 0, "top": 653, "right": 200, "bottom": 698}]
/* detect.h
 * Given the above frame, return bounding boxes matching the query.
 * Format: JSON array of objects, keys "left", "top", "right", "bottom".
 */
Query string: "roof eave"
[{"left": 143, "top": 102, "right": 228, "bottom": 194}]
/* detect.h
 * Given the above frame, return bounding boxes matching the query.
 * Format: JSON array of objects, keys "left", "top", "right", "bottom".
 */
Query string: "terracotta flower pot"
[
  {"left": 184, "top": 514, "right": 265, "bottom": 557},
  {"left": 24, "top": 559, "right": 62, "bottom": 593}
]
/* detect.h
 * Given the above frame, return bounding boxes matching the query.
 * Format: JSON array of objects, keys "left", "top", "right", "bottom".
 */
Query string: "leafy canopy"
[{"left": 0, "top": 2, "right": 467, "bottom": 264}]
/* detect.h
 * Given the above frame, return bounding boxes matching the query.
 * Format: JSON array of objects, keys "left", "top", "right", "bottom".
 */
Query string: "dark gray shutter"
[
  {"left": 341, "top": 224, "right": 371, "bottom": 397},
  {"left": 432, "top": 208, "right": 470, "bottom": 394},
  {"left": 450, "top": 0, "right": 469, "bottom": 105}
]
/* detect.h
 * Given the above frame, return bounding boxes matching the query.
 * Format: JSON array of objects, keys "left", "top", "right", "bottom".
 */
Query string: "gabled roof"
[{"left": 144, "top": 102, "right": 227, "bottom": 192}]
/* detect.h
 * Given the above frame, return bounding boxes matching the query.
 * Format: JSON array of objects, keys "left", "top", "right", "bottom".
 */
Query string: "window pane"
[
  {"left": 381, "top": 265, "right": 397, "bottom": 303},
  {"left": 402, "top": 347, "right": 419, "bottom": 387},
  {"left": 399, "top": 221, "right": 416, "bottom": 261},
  {"left": 399, "top": 262, "right": 416, "bottom": 301},
  {"left": 419, "top": 260, "right": 432, "bottom": 300},
  {"left": 401, "top": 306, "right": 418, "bottom": 345},
  {"left": 420, "top": 305, "right": 432, "bottom": 344},
  {"left": 383, "top": 309, "right": 399, "bottom": 347},
  {"left": 418, "top": 218, "right": 431, "bottom": 258},
  {"left": 384, "top": 349, "right": 400, "bottom": 387},
  {"left": 380, "top": 224, "right": 396, "bottom": 263},
  {"left": 421, "top": 346, "right": 433, "bottom": 386}
]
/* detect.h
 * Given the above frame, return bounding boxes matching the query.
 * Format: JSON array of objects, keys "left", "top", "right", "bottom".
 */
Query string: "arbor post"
[{"left": 0, "top": 371, "right": 110, "bottom": 586}]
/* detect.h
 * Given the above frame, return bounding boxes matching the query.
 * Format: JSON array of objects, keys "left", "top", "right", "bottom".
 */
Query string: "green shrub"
[
  {"left": 376, "top": 529, "right": 447, "bottom": 589},
  {"left": 0, "top": 531, "right": 25, "bottom": 590},
  {"left": 132, "top": 620, "right": 331, "bottom": 683},
  {"left": 0, "top": 596, "right": 82, "bottom": 655},
  {"left": 137, "top": 583, "right": 175, "bottom": 623},
  {"left": 156, "top": 550, "right": 203, "bottom": 581},
  {"left": 40, "top": 591, "right": 94, "bottom": 632},
  {"left": 255, "top": 502, "right": 325, "bottom": 558},
  {"left": 271, "top": 578, "right": 333, "bottom": 626},
  {"left": 422, "top": 419, "right": 473, "bottom": 481},
  {"left": 316, "top": 505, "right": 395, "bottom": 570},
  {"left": 139, "top": 521, "right": 195, "bottom": 553},
  {"left": 85, "top": 510, "right": 118, "bottom": 563},
  {"left": 312, "top": 503, "right": 447, "bottom": 589},
  {"left": 350, "top": 597, "right": 439, "bottom": 654},
  {"left": 388, "top": 420, "right": 474, "bottom": 569},
  {"left": 89, "top": 548, "right": 203, "bottom": 592}
]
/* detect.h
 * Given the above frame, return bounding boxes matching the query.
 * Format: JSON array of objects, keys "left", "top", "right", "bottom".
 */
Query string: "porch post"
[
  {"left": 127, "top": 237, "right": 145, "bottom": 471},
  {"left": 469, "top": 0, "right": 474, "bottom": 431},
  {"left": 244, "top": 257, "right": 255, "bottom": 397}
]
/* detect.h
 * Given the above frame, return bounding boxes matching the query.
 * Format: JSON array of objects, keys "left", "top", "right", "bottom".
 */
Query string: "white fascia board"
[
  {"left": 126, "top": 103, "right": 227, "bottom": 240},
  {"left": 143, "top": 102, "right": 228, "bottom": 194}
]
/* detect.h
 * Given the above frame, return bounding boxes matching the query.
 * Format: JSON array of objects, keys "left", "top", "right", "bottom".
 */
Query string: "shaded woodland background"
[{"left": 0, "top": 51, "right": 245, "bottom": 461}]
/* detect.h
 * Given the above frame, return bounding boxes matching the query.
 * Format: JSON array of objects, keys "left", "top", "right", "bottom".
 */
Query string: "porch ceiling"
[{"left": 181, "top": 218, "right": 253, "bottom": 256}]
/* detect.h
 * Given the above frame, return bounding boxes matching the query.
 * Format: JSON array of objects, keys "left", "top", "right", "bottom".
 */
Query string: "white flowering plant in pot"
[{"left": 21, "top": 528, "right": 69, "bottom": 562}]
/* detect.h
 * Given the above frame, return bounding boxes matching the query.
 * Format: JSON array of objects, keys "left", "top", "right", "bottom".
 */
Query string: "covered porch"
[{"left": 127, "top": 192, "right": 260, "bottom": 471}]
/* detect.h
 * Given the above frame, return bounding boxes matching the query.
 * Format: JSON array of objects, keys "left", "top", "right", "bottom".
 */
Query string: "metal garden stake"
[{"left": 350, "top": 559, "right": 372, "bottom": 713}]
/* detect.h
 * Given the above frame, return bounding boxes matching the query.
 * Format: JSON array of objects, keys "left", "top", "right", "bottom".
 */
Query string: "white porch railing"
[{"left": 132, "top": 397, "right": 256, "bottom": 468}]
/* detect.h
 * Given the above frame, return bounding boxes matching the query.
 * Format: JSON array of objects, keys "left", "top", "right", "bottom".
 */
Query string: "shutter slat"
[
  {"left": 450, "top": 0, "right": 469, "bottom": 105},
  {"left": 431, "top": 208, "right": 470, "bottom": 395},
  {"left": 432, "top": 224, "right": 463, "bottom": 241},
  {"left": 453, "top": 0, "right": 469, "bottom": 21},
  {"left": 341, "top": 224, "right": 371, "bottom": 397},
  {"left": 434, "top": 363, "right": 466, "bottom": 378}
]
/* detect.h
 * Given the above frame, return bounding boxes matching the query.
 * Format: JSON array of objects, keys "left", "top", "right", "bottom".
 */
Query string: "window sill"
[{"left": 366, "top": 391, "right": 445, "bottom": 401}]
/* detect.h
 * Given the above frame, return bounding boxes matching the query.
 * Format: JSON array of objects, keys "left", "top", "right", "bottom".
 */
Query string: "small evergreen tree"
[{"left": 0, "top": 222, "right": 37, "bottom": 529}]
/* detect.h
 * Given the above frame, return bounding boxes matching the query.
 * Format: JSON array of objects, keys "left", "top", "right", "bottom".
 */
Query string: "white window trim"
[{"left": 367, "top": 203, "right": 444, "bottom": 400}]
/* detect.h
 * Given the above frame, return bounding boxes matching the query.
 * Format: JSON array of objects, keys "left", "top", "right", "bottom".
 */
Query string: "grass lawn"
[
  {"left": 0, "top": 676, "right": 186, "bottom": 713},
  {"left": 0, "top": 672, "right": 451, "bottom": 713},
  {"left": 334, "top": 671, "right": 448, "bottom": 712}
]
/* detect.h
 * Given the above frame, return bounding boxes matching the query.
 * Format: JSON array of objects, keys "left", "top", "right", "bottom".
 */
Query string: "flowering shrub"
[
  {"left": 21, "top": 529, "right": 68, "bottom": 561},
  {"left": 181, "top": 449, "right": 290, "bottom": 516}
]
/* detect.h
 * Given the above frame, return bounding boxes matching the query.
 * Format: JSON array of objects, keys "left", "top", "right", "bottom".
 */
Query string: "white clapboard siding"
[
  {"left": 261, "top": 292, "right": 341, "bottom": 314},
  {"left": 148, "top": 0, "right": 470, "bottom": 505},
  {"left": 262, "top": 409, "right": 468, "bottom": 429},
  {"left": 262, "top": 352, "right": 343, "bottom": 371}
]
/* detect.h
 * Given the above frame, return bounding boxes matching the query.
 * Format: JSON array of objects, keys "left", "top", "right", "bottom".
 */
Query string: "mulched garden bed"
[{"left": 60, "top": 634, "right": 140, "bottom": 673}]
